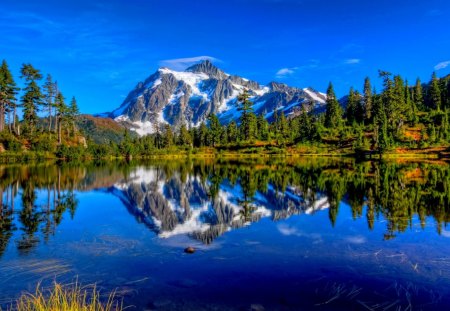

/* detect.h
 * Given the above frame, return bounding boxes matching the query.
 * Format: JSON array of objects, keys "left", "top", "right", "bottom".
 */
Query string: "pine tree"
[
  {"left": 43, "top": 74, "right": 57, "bottom": 132},
  {"left": 220, "top": 126, "right": 228, "bottom": 144},
  {"left": 208, "top": 114, "right": 222, "bottom": 147},
  {"left": 227, "top": 120, "right": 238, "bottom": 144},
  {"left": 378, "top": 109, "right": 390, "bottom": 152},
  {"left": 447, "top": 78, "right": 450, "bottom": 109},
  {"left": 20, "top": 63, "right": 43, "bottom": 135},
  {"left": 298, "top": 105, "right": 311, "bottom": 142},
  {"left": 198, "top": 122, "right": 209, "bottom": 147},
  {"left": 346, "top": 87, "right": 357, "bottom": 125},
  {"left": 54, "top": 92, "right": 68, "bottom": 144},
  {"left": 178, "top": 123, "right": 192, "bottom": 147},
  {"left": 278, "top": 111, "right": 289, "bottom": 139},
  {"left": 154, "top": 124, "right": 163, "bottom": 149},
  {"left": 68, "top": 96, "right": 79, "bottom": 136},
  {"left": 429, "top": 72, "right": 442, "bottom": 111},
  {"left": 372, "top": 91, "right": 390, "bottom": 153},
  {"left": 163, "top": 124, "right": 174, "bottom": 147},
  {"left": 272, "top": 108, "right": 279, "bottom": 134},
  {"left": 324, "top": 82, "right": 342, "bottom": 128},
  {"left": 393, "top": 75, "right": 406, "bottom": 117},
  {"left": 439, "top": 77, "right": 448, "bottom": 110},
  {"left": 442, "top": 109, "right": 449, "bottom": 140},
  {"left": 0, "top": 60, "right": 18, "bottom": 132},
  {"left": 404, "top": 80, "right": 412, "bottom": 123},
  {"left": 428, "top": 124, "right": 437, "bottom": 143},
  {"left": 363, "top": 77, "right": 373, "bottom": 123},
  {"left": 414, "top": 78, "right": 424, "bottom": 110},
  {"left": 237, "top": 89, "right": 255, "bottom": 141},
  {"left": 379, "top": 70, "right": 399, "bottom": 137},
  {"left": 256, "top": 114, "right": 269, "bottom": 140}
]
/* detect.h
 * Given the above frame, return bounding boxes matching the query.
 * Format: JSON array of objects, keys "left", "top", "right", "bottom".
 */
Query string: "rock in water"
[
  {"left": 184, "top": 246, "right": 195, "bottom": 254},
  {"left": 250, "top": 304, "right": 265, "bottom": 311}
]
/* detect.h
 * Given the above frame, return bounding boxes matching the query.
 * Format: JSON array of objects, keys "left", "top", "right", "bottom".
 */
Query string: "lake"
[{"left": 1, "top": 158, "right": 450, "bottom": 310}]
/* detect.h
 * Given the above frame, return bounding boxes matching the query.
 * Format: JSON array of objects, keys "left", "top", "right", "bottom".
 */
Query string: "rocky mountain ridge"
[{"left": 99, "top": 60, "right": 327, "bottom": 136}]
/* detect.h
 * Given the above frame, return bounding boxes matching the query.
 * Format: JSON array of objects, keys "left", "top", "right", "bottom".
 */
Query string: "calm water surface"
[{"left": 1, "top": 158, "right": 450, "bottom": 310}]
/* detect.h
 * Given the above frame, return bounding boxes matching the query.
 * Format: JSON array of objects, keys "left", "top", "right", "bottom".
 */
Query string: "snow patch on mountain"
[
  {"left": 100, "top": 60, "right": 328, "bottom": 136},
  {"left": 159, "top": 67, "right": 209, "bottom": 97},
  {"left": 303, "top": 88, "right": 326, "bottom": 104}
]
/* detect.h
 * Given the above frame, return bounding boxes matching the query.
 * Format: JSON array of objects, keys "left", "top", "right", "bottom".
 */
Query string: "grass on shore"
[{"left": 8, "top": 281, "right": 123, "bottom": 311}]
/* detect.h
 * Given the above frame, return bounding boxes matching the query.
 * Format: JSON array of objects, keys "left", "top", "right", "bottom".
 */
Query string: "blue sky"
[{"left": 1, "top": 0, "right": 450, "bottom": 114}]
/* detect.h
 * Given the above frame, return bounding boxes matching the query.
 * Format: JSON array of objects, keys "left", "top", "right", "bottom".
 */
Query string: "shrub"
[
  {"left": 31, "top": 134, "right": 57, "bottom": 152},
  {"left": 56, "top": 145, "right": 84, "bottom": 160},
  {"left": 0, "top": 132, "right": 22, "bottom": 152}
]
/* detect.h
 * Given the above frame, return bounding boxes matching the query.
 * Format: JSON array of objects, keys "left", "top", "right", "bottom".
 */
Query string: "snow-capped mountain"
[{"left": 100, "top": 60, "right": 327, "bottom": 136}]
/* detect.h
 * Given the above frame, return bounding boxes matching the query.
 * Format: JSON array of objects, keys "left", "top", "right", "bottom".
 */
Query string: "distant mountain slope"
[
  {"left": 98, "top": 60, "right": 327, "bottom": 136},
  {"left": 77, "top": 114, "right": 131, "bottom": 144}
]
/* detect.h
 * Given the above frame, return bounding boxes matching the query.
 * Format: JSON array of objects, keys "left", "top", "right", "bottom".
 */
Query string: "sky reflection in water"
[{"left": 0, "top": 158, "right": 450, "bottom": 310}]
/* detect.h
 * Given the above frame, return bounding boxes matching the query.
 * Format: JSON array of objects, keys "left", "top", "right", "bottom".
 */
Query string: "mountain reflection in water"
[
  {"left": 0, "top": 158, "right": 449, "bottom": 253},
  {"left": 1, "top": 158, "right": 450, "bottom": 310}
]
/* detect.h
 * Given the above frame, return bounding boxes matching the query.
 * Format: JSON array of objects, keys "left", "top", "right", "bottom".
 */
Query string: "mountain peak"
[
  {"left": 101, "top": 61, "right": 328, "bottom": 136},
  {"left": 185, "top": 59, "right": 227, "bottom": 79}
]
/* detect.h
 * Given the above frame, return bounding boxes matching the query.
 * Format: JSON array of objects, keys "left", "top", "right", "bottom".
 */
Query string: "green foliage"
[
  {"left": 55, "top": 144, "right": 84, "bottom": 160},
  {"left": 325, "top": 82, "right": 342, "bottom": 128},
  {"left": 20, "top": 64, "right": 43, "bottom": 135},
  {"left": 178, "top": 123, "right": 192, "bottom": 147},
  {"left": 363, "top": 77, "right": 372, "bottom": 122},
  {"left": 429, "top": 72, "right": 442, "bottom": 110},
  {"left": 208, "top": 114, "right": 222, "bottom": 146},
  {"left": 2, "top": 57, "right": 450, "bottom": 160},
  {"left": 237, "top": 89, "right": 257, "bottom": 141},
  {"left": 0, "top": 60, "right": 19, "bottom": 132},
  {"left": 31, "top": 133, "right": 57, "bottom": 152},
  {"left": 0, "top": 131, "right": 22, "bottom": 152}
]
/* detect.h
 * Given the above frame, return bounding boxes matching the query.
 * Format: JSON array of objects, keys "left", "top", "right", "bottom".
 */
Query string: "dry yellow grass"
[{"left": 9, "top": 281, "right": 123, "bottom": 311}]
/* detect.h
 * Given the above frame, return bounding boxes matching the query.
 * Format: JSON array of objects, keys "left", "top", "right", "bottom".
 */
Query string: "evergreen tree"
[
  {"left": 372, "top": 91, "right": 390, "bottom": 152},
  {"left": 378, "top": 109, "right": 390, "bottom": 153},
  {"left": 363, "top": 77, "right": 373, "bottom": 123},
  {"left": 324, "top": 82, "right": 342, "bottom": 128},
  {"left": 442, "top": 109, "right": 449, "bottom": 140},
  {"left": 20, "top": 63, "right": 43, "bottom": 135},
  {"left": 379, "top": 71, "right": 399, "bottom": 136},
  {"left": 278, "top": 111, "right": 289, "bottom": 139},
  {"left": 447, "top": 78, "right": 450, "bottom": 109},
  {"left": 0, "top": 60, "right": 18, "bottom": 132},
  {"left": 272, "top": 108, "right": 279, "bottom": 134},
  {"left": 154, "top": 124, "right": 163, "bottom": 149},
  {"left": 43, "top": 74, "right": 57, "bottom": 132},
  {"left": 428, "top": 123, "right": 436, "bottom": 143},
  {"left": 120, "top": 129, "right": 135, "bottom": 157},
  {"left": 220, "top": 126, "right": 228, "bottom": 144},
  {"left": 346, "top": 87, "right": 358, "bottom": 125},
  {"left": 163, "top": 124, "right": 174, "bottom": 147},
  {"left": 178, "top": 123, "right": 192, "bottom": 147},
  {"left": 68, "top": 96, "right": 79, "bottom": 136},
  {"left": 298, "top": 105, "right": 311, "bottom": 142},
  {"left": 256, "top": 114, "right": 269, "bottom": 140},
  {"left": 54, "top": 92, "right": 68, "bottom": 144},
  {"left": 227, "top": 120, "right": 238, "bottom": 144},
  {"left": 237, "top": 89, "right": 255, "bottom": 141},
  {"left": 429, "top": 72, "right": 442, "bottom": 110},
  {"left": 208, "top": 114, "right": 222, "bottom": 147},
  {"left": 198, "top": 122, "right": 209, "bottom": 147},
  {"left": 393, "top": 75, "right": 406, "bottom": 118},
  {"left": 414, "top": 78, "right": 424, "bottom": 110},
  {"left": 439, "top": 76, "right": 449, "bottom": 110}
]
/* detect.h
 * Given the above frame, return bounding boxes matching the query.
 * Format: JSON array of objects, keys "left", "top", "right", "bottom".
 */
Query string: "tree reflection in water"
[{"left": 0, "top": 158, "right": 449, "bottom": 255}]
